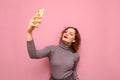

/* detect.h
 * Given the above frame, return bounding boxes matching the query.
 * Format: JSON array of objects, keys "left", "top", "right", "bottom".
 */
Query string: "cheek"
[
  {"left": 69, "top": 36, "right": 75, "bottom": 41},
  {"left": 62, "top": 34, "right": 65, "bottom": 38},
  {"left": 61, "top": 34, "right": 66, "bottom": 40}
]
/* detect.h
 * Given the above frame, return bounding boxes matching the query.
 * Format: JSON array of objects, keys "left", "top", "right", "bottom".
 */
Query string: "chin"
[
  {"left": 62, "top": 38, "right": 68, "bottom": 42},
  {"left": 62, "top": 40, "right": 70, "bottom": 44}
]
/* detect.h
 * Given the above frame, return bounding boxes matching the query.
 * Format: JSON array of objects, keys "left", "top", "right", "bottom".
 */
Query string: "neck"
[{"left": 62, "top": 41, "right": 71, "bottom": 46}]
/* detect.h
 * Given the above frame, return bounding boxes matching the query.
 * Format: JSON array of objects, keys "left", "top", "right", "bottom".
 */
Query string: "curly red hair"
[{"left": 60, "top": 27, "right": 81, "bottom": 53}]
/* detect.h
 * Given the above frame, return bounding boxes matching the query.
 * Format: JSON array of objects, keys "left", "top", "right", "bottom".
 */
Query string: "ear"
[{"left": 72, "top": 40, "right": 76, "bottom": 43}]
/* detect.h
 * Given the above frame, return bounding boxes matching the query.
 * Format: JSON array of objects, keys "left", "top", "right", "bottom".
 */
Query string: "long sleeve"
[
  {"left": 27, "top": 40, "right": 51, "bottom": 59},
  {"left": 73, "top": 54, "right": 80, "bottom": 80}
]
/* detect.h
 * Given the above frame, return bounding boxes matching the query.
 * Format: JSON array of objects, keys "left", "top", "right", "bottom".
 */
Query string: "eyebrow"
[{"left": 65, "top": 30, "right": 75, "bottom": 34}]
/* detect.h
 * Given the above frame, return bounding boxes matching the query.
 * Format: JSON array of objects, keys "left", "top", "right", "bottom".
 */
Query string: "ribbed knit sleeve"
[{"left": 27, "top": 40, "right": 51, "bottom": 59}]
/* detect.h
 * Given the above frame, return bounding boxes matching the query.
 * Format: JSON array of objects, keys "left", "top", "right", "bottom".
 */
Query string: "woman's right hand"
[
  {"left": 26, "top": 9, "right": 45, "bottom": 41},
  {"left": 27, "top": 8, "right": 45, "bottom": 34}
]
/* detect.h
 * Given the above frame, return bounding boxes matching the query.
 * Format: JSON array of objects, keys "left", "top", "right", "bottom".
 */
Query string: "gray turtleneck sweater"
[{"left": 27, "top": 40, "right": 80, "bottom": 80}]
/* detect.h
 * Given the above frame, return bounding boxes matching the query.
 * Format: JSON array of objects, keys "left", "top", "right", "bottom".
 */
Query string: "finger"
[
  {"left": 32, "top": 16, "right": 42, "bottom": 20},
  {"left": 30, "top": 22, "right": 39, "bottom": 27},
  {"left": 34, "top": 22, "right": 41, "bottom": 28},
  {"left": 32, "top": 21, "right": 40, "bottom": 25},
  {"left": 35, "top": 23, "right": 39, "bottom": 28},
  {"left": 31, "top": 18, "right": 42, "bottom": 24},
  {"left": 34, "top": 16, "right": 42, "bottom": 20},
  {"left": 32, "top": 21, "right": 41, "bottom": 27}
]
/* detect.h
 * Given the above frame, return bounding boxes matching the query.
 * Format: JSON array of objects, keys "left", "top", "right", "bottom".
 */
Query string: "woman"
[{"left": 26, "top": 11, "right": 81, "bottom": 80}]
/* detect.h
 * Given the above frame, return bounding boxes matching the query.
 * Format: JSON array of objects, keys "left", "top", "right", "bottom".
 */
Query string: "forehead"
[{"left": 66, "top": 28, "right": 76, "bottom": 33}]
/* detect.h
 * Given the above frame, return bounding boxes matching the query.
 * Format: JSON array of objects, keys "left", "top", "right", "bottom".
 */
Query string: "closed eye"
[{"left": 70, "top": 32, "right": 74, "bottom": 36}]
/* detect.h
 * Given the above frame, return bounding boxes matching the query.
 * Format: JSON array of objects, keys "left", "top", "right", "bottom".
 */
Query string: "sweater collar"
[{"left": 59, "top": 42, "right": 71, "bottom": 50}]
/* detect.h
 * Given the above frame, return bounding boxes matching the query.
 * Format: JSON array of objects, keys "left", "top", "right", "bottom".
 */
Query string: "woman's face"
[{"left": 62, "top": 28, "right": 76, "bottom": 45}]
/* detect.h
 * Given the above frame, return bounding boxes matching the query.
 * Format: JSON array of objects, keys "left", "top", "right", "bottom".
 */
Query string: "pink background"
[{"left": 0, "top": 0, "right": 120, "bottom": 80}]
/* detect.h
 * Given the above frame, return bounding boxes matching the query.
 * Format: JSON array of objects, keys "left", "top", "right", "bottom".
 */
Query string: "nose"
[{"left": 65, "top": 33, "right": 69, "bottom": 36}]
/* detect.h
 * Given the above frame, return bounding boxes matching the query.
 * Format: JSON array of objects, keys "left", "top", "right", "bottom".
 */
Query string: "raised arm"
[
  {"left": 27, "top": 40, "right": 51, "bottom": 59},
  {"left": 26, "top": 9, "right": 49, "bottom": 59}
]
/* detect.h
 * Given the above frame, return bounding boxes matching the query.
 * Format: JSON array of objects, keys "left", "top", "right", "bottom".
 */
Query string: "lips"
[{"left": 64, "top": 36, "right": 68, "bottom": 39}]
